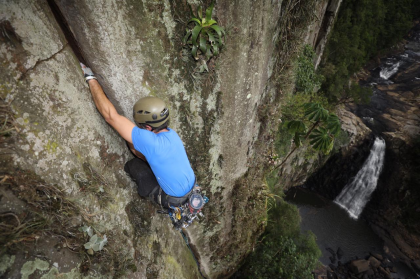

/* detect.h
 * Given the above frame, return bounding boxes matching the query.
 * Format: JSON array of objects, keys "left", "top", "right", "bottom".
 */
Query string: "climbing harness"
[{"left": 157, "top": 185, "right": 209, "bottom": 230}]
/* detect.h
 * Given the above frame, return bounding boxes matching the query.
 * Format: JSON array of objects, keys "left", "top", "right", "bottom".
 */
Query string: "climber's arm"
[
  {"left": 127, "top": 141, "right": 147, "bottom": 161},
  {"left": 81, "top": 63, "right": 135, "bottom": 143}
]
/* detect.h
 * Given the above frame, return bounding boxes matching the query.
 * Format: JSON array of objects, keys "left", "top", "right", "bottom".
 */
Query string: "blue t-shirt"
[{"left": 131, "top": 127, "right": 195, "bottom": 197}]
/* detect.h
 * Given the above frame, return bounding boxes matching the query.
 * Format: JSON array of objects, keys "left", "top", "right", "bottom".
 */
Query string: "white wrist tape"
[{"left": 85, "top": 75, "right": 97, "bottom": 83}]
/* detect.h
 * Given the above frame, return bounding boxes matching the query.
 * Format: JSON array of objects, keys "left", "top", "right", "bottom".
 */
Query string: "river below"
[{"left": 285, "top": 187, "right": 418, "bottom": 278}]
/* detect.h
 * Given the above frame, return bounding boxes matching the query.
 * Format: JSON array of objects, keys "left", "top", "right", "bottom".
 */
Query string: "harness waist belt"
[
  {"left": 150, "top": 178, "right": 196, "bottom": 208},
  {"left": 165, "top": 186, "right": 194, "bottom": 205}
]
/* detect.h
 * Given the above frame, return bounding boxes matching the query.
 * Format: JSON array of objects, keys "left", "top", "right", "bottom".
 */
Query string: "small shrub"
[
  {"left": 296, "top": 45, "right": 324, "bottom": 94},
  {"left": 79, "top": 225, "right": 108, "bottom": 254}
]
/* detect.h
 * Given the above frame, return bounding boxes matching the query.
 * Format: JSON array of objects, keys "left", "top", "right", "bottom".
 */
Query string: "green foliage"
[
  {"left": 275, "top": 123, "right": 293, "bottom": 158},
  {"left": 79, "top": 225, "right": 108, "bottom": 254},
  {"left": 281, "top": 45, "right": 330, "bottom": 121},
  {"left": 309, "top": 127, "right": 334, "bottom": 153},
  {"left": 265, "top": 170, "right": 281, "bottom": 193},
  {"left": 286, "top": 120, "right": 306, "bottom": 134},
  {"left": 319, "top": 0, "right": 419, "bottom": 103},
  {"left": 285, "top": 120, "right": 306, "bottom": 147},
  {"left": 284, "top": 102, "right": 341, "bottom": 155},
  {"left": 346, "top": 83, "right": 373, "bottom": 104},
  {"left": 304, "top": 103, "right": 329, "bottom": 122},
  {"left": 278, "top": 45, "right": 341, "bottom": 157},
  {"left": 296, "top": 45, "right": 324, "bottom": 94},
  {"left": 183, "top": 1, "right": 225, "bottom": 69},
  {"left": 239, "top": 199, "right": 321, "bottom": 278},
  {"left": 84, "top": 234, "right": 108, "bottom": 252},
  {"left": 326, "top": 114, "right": 341, "bottom": 135},
  {"left": 281, "top": 91, "right": 331, "bottom": 122}
]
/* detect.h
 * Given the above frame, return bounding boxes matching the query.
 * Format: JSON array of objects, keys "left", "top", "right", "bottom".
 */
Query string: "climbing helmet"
[{"left": 133, "top": 96, "right": 169, "bottom": 128}]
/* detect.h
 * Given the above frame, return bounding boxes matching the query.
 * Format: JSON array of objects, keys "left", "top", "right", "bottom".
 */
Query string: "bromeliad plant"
[{"left": 183, "top": 2, "right": 225, "bottom": 71}]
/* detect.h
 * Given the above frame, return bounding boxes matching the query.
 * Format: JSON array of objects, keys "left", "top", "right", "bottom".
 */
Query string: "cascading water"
[
  {"left": 334, "top": 138, "right": 386, "bottom": 219},
  {"left": 379, "top": 61, "right": 400, "bottom": 80}
]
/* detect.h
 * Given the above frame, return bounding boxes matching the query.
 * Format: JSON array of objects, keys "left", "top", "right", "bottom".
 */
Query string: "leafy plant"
[
  {"left": 305, "top": 103, "right": 340, "bottom": 153},
  {"left": 79, "top": 225, "right": 107, "bottom": 254},
  {"left": 296, "top": 45, "right": 323, "bottom": 94},
  {"left": 275, "top": 102, "right": 341, "bottom": 171},
  {"left": 291, "top": 103, "right": 340, "bottom": 154},
  {"left": 183, "top": 2, "right": 225, "bottom": 70}
]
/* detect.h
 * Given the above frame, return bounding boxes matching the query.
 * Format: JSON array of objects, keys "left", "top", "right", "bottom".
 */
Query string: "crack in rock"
[{"left": 19, "top": 43, "right": 69, "bottom": 81}]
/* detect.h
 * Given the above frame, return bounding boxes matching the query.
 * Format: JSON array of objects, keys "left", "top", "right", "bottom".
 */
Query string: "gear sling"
[{"left": 151, "top": 179, "right": 209, "bottom": 230}]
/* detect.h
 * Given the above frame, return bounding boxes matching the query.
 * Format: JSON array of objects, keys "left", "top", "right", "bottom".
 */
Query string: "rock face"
[
  {"left": 304, "top": 0, "right": 343, "bottom": 69},
  {"left": 349, "top": 259, "right": 370, "bottom": 274},
  {"left": 0, "top": 0, "right": 342, "bottom": 278}
]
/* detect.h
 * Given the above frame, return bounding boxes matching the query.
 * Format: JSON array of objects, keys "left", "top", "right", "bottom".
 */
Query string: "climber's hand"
[{"left": 80, "top": 62, "right": 97, "bottom": 83}]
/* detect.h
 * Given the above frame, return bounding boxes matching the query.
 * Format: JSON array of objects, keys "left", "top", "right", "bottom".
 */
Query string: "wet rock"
[
  {"left": 326, "top": 247, "right": 336, "bottom": 256},
  {"left": 349, "top": 259, "right": 370, "bottom": 274},
  {"left": 378, "top": 266, "right": 392, "bottom": 279},
  {"left": 368, "top": 256, "right": 381, "bottom": 268},
  {"left": 411, "top": 260, "right": 420, "bottom": 273},
  {"left": 390, "top": 265, "right": 397, "bottom": 273},
  {"left": 337, "top": 247, "right": 344, "bottom": 260},
  {"left": 370, "top": 252, "right": 383, "bottom": 261}
]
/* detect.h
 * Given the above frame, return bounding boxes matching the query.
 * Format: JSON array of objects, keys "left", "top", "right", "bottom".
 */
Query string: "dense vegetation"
[
  {"left": 243, "top": 199, "right": 320, "bottom": 278},
  {"left": 319, "top": 0, "right": 420, "bottom": 103},
  {"left": 234, "top": 194, "right": 321, "bottom": 279}
]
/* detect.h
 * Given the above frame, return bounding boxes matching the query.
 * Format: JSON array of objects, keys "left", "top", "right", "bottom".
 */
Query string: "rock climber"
[{"left": 80, "top": 63, "right": 196, "bottom": 208}]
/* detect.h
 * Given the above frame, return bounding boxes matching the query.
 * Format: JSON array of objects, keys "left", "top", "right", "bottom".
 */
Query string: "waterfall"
[
  {"left": 334, "top": 138, "right": 386, "bottom": 219},
  {"left": 379, "top": 62, "right": 400, "bottom": 79}
]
